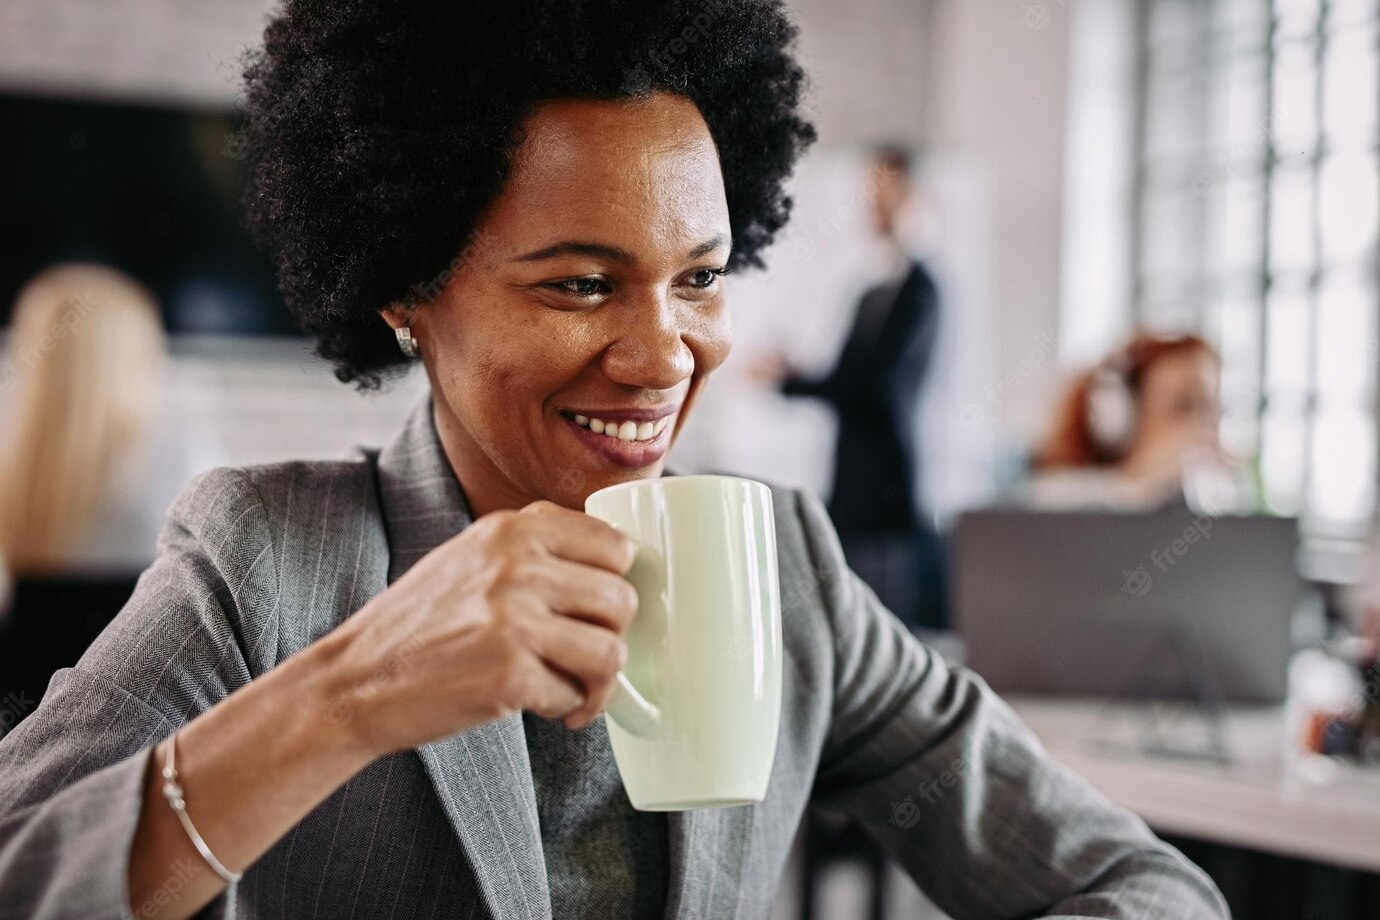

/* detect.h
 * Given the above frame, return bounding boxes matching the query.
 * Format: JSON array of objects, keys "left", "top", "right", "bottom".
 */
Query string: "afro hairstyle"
[{"left": 239, "top": 0, "right": 816, "bottom": 388}]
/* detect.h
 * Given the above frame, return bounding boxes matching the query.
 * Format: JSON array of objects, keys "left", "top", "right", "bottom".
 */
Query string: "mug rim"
[{"left": 585, "top": 473, "right": 768, "bottom": 505}]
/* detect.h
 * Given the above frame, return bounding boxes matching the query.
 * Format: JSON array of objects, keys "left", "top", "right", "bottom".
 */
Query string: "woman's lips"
[{"left": 560, "top": 411, "right": 674, "bottom": 468}]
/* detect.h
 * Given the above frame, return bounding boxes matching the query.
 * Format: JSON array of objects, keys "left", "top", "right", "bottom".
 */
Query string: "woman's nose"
[{"left": 600, "top": 296, "right": 695, "bottom": 391}]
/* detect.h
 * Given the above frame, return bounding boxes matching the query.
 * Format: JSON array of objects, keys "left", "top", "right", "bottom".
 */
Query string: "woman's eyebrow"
[
  {"left": 686, "top": 233, "right": 732, "bottom": 260},
  {"left": 513, "top": 241, "right": 636, "bottom": 264},
  {"left": 512, "top": 234, "right": 732, "bottom": 265}
]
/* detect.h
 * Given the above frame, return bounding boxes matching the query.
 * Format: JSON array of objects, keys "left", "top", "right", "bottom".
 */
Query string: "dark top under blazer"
[{"left": 0, "top": 396, "right": 1228, "bottom": 919}]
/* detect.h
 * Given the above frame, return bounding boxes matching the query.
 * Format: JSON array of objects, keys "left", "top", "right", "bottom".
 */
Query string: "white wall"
[
  {"left": 1059, "top": 0, "right": 1138, "bottom": 367},
  {"left": 787, "top": 0, "right": 933, "bottom": 146},
  {"left": 928, "top": 0, "right": 1075, "bottom": 443},
  {"left": 0, "top": 0, "right": 275, "bottom": 107}
]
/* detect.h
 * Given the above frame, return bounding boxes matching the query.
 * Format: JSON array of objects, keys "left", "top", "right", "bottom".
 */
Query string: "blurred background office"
[{"left": 1, "top": 1, "right": 1378, "bottom": 918}]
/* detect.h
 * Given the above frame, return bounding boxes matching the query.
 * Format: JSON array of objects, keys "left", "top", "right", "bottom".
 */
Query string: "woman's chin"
[{"left": 553, "top": 465, "right": 667, "bottom": 508}]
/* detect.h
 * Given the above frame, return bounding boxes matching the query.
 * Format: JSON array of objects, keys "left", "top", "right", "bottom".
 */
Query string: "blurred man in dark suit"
[{"left": 752, "top": 146, "right": 945, "bottom": 630}]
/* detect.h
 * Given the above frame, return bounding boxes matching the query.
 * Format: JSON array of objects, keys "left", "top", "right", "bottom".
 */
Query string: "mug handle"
[
  {"left": 606, "top": 672, "right": 661, "bottom": 737},
  {"left": 601, "top": 532, "right": 661, "bottom": 737}
]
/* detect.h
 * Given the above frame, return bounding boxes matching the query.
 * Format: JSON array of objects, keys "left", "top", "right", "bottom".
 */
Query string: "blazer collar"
[{"left": 374, "top": 394, "right": 726, "bottom": 920}]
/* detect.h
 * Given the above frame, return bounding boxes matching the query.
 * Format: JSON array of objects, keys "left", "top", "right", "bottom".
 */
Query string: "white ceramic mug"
[{"left": 584, "top": 474, "right": 783, "bottom": 811}]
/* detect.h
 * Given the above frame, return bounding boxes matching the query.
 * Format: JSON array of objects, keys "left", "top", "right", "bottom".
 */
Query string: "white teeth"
[{"left": 568, "top": 412, "right": 675, "bottom": 442}]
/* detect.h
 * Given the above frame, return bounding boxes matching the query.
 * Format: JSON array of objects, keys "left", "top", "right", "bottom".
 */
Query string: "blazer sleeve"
[
  {"left": 0, "top": 467, "right": 273, "bottom": 920},
  {"left": 792, "top": 489, "right": 1228, "bottom": 919}
]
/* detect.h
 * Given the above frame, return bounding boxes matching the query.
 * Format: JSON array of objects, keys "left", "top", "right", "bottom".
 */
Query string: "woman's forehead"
[{"left": 487, "top": 95, "right": 730, "bottom": 256}]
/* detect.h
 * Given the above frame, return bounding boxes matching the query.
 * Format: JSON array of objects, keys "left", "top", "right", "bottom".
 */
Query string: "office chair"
[{"left": 799, "top": 808, "right": 889, "bottom": 920}]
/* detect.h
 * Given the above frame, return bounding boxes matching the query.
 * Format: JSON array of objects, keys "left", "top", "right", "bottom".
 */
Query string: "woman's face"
[
  {"left": 1134, "top": 349, "right": 1222, "bottom": 451},
  {"left": 392, "top": 93, "right": 733, "bottom": 516}
]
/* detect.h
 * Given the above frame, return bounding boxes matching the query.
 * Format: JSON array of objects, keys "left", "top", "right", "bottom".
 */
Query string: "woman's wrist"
[
  {"left": 290, "top": 624, "right": 391, "bottom": 763},
  {"left": 172, "top": 638, "right": 382, "bottom": 856},
  {"left": 128, "top": 631, "right": 383, "bottom": 919}
]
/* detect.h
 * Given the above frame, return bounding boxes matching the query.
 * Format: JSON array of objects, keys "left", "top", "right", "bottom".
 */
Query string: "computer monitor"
[{"left": 953, "top": 508, "right": 1305, "bottom": 704}]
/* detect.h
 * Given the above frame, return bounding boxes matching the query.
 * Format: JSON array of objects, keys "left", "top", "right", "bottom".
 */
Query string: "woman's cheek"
[{"left": 692, "top": 303, "right": 733, "bottom": 375}]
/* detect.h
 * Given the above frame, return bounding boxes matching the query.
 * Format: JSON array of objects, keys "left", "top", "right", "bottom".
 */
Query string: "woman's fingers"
[
  {"left": 518, "top": 501, "right": 636, "bottom": 573},
  {"left": 525, "top": 612, "right": 627, "bottom": 725},
  {"left": 526, "top": 557, "right": 640, "bottom": 632},
  {"left": 522, "top": 651, "right": 588, "bottom": 721}
]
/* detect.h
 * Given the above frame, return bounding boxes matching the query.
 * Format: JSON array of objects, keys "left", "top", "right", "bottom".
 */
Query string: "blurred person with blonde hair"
[
  {"left": 1028, "top": 331, "right": 1251, "bottom": 514},
  {"left": 0, "top": 263, "right": 198, "bottom": 579}
]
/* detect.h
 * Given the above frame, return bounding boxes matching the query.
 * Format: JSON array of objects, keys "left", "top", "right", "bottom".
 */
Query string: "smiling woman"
[{"left": 0, "top": 2, "right": 1230, "bottom": 920}]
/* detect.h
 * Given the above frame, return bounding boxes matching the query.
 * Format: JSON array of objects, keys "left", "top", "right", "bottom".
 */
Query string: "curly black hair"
[{"left": 239, "top": 0, "right": 815, "bottom": 389}]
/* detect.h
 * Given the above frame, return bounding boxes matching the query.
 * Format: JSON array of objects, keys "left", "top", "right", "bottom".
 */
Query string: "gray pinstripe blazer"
[{"left": 0, "top": 397, "right": 1228, "bottom": 920}]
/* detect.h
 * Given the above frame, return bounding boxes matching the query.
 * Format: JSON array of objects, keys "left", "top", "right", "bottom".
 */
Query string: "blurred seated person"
[
  {"left": 749, "top": 145, "right": 945, "bottom": 630},
  {"left": 1028, "top": 332, "right": 1250, "bottom": 514},
  {"left": 0, "top": 264, "right": 212, "bottom": 578},
  {"left": 1350, "top": 520, "right": 1380, "bottom": 652}
]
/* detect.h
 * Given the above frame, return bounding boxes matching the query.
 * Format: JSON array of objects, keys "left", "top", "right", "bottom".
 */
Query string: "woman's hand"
[
  {"left": 1361, "top": 604, "right": 1380, "bottom": 655},
  {"left": 316, "top": 500, "right": 639, "bottom": 757},
  {"left": 1119, "top": 424, "right": 1227, "bottom": 500}
]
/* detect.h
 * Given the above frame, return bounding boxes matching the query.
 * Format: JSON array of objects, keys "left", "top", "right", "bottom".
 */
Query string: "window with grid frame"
[{"left": 1132, "top": 0, "right": 1379, "bottom": 537}]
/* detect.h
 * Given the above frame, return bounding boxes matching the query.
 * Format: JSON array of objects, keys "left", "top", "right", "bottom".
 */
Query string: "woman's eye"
[
  {"left": 552, "top": 277, "right": 610, "bottom": 298},
  {"left": 688, "top": 267, "right": 729, "bottom": 289}
]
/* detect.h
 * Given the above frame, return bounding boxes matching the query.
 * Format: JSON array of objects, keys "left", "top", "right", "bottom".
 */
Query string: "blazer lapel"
[
  {"left": 664, "top": 810, "right": 713, "bottom": 919},
  {"left": 665, "top": 805, "right": 755, "bottom": 918},
  {"left": 375, "top": 396, "right": 552, "bottom": 920}
]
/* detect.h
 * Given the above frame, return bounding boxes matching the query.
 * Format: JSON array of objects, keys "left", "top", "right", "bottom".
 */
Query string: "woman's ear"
[
  {"left": 380, "top": 303, "right": 423, "bottom": 359},
  {"left": 378, "top": 303, "right": 411, "bottom": 331}
]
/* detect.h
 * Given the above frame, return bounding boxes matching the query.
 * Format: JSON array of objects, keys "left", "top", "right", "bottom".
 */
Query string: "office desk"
[{"left": 1007, "top": 697, "right": 1380, "bottom": 874}]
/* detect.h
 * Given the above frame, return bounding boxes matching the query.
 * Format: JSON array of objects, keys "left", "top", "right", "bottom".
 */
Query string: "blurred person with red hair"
[{"left": 1028, "top": 332, "right": 1251, "bottom": 514}]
